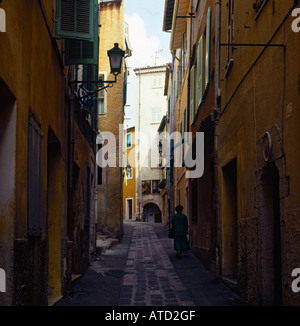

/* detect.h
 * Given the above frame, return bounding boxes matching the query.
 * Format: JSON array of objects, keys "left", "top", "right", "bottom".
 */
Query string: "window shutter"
[
  {"left": 124, "top": 69, "right": 128, "bottom": 106},
  {"left": 81, "top": 64, "right": 99, "bottom": 131},
  {"left": 184, "top": 108, "right": 186, "bottom": 133},
  {"left": 196, "top": 35, "right": 204, "bottom": 109},
  {"left": 205, "top": 7, "right": 211, "bottom": 89},
  {"left": 65, "top": 38, "right": 99, "bottom": 65},
  {"left": 180, "top": 46, "right": 183, "bottom": 86},
  {"left": 190, "top": 65, "right": 195, "bottom": 125},
  {"left": 176, "top": 68, "right": 179, "bottom": 98},
  {"left": 28, "top": 115, "right": 43, "bottom": 237},
  {"left": 98, "top": 99, "right": 104, "bottom": 115},
  {"left": 56, "top": 0, "right": 95, "bottom": 41},
  {"left": 64, "top": 0, "right": 99, "bottom": 66},
  {"left": 185, "top": 22, "right": 188, "bottom": 69}
]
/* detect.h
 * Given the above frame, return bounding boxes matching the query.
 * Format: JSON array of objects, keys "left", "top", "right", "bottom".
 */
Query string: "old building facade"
[
  {"left": 0, "top": 0, "right": 99, "bottom": 305},
  {"left": 97, "top": 0, "right": 130, "bottom": 239},
  {"left": 134, "top": 65, "right": 168, "bottom": 223},
  {"left": 163, "top": 0, "right": 300, "bottom": 305},
  {"left": 218, "top": 0, "right": 300, "bottom": 305},
  {"left": 163, "top": 0, "right": 218, "bottom": 270}
]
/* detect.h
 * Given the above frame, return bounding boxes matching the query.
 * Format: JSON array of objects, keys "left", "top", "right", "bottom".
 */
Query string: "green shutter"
[
  {"left": 190, "top": 65, "right": 195, "bottom": 125},
  {"left": 180, "top": 46, "right": 183, "bottom": 86},
  {"left": 196, "top": 35, "right": 204, "bottom": 109},
  {"left": 176, "top": 68, "right": 179, "bottom": 98},
  {"left": 182, "top": 33, "right": 185, "bottom": 73},
  {"left": 81, "top": 64, "right": 98, "bottom": 130},
  {"left": 205, "top": 7, "right": 211, "bottom": 89},
  {"left": 64, "top": 0, "right": 99, "bottom": 65},
  {"left": 179, "top": 49, "right": 182, "bottom": 86},
  {"left": 185, "top": 22, "right": 188, "bottom": 69},
  {"left": 56, "top": 0, "right": 96, "bottom": 41},
  {"left": 184, "top": 108, "right": 186, "bottom": 132},
  {"left": 65, "top": 38, "right": 99, "bottom": 65}
]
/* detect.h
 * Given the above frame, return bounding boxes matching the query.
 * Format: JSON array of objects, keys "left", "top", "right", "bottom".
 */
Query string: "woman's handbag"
[{"left": 168, "top": 228, "right": 174, "bottom": 239}]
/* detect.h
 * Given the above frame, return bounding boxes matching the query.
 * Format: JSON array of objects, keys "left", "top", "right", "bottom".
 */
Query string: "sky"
[{"left": 123, "top": 0, "right": 172, "bottom": 128}]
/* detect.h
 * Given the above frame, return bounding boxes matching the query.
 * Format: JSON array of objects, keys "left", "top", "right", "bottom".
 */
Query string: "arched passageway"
[{"left": 143, "top": 203, "right": 162, "bottom": 223}]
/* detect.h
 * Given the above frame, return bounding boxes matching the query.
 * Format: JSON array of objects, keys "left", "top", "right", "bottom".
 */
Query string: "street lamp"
[
  {"left": 77, "top": 42, "right": 125, "bottom": 103},
  {"left": 108, "top": 43, "right": 125, "bottom": 75}
]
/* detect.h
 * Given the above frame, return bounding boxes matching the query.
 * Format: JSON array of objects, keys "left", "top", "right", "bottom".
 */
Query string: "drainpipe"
[
  {"left": 136, "top": 68, "right": 142, "bottom": 221},
  {"left": 168, "top": 56, "right": 174, "bottom": 225},
  {"left": 214, "top": 0, "right": 221, "bottom": 278},
  {"left": 67, "top": 67, "right": 75, "bottom": 291}
]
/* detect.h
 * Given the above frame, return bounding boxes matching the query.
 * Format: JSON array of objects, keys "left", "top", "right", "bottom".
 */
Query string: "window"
[
  {"left": 196, "top": 36, "right": 204, "bottom": 109},
  {"left": 205, "top": 7, "right": 211, "bottom": 89},
  {"left": 225, "top": 0, "right": 234, "bottom": 76},
  {"left": 151, "top": 107, "right": 162, "bottom": 123},
  {"left": 126, "top": 133, "right": 132, "bottom": 148},
  {"left": 190, "top": 65, "right": 195, "bottom": 125},
  {"left": 179, "top": 49, "right": 183, "bottom": 87},
  {"left": 81, "top": 64, "right": 98, "bottom": 129},
  {"left": 98, "top": 73, "right": 107, "bottom": 115},
  {"left": 126, "top": 166, "right": 133, "bottom": 179},
  {"left": 56, "top": 0, "right": 99, "bottom": 65},
  {"left": 182, "top": 23, "right": 188, "bottom": 77},
  {"left": 152, "top": 180, "right": 160, "bottom": 194},
  {"left": 98, "top": 99, "right": 105, "bottom": 115},
  {"left": 28, "top": 114, "right": 43, "bottom": 237},
  {"left": 142, "top": 180, "right": 151, "bottom": 194},
  {"left": 97, "top": 144, "right": 102, "bottom": 185},
  {"left": 184, "top": 22, "right": 188, "bottom": 70}
]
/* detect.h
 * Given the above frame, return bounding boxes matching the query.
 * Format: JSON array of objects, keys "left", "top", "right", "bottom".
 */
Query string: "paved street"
[{"left": 56, "top": 221, "right": 245, "bottom": 306}]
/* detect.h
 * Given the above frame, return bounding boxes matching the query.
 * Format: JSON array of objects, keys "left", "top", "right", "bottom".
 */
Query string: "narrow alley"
[{"left": 56, "top": 221, "right": 244, "bottom": 307}]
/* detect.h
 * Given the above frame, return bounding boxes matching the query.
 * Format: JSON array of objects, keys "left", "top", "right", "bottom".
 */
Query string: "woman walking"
[{"left": 170, "top": 205, "right": 190, "bottom": 258}]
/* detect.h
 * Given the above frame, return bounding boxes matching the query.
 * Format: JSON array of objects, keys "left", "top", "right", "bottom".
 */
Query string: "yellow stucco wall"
[
  {"left": 0, "top": 0, "right": 97, "bottom": 305},
  {"left": 123, "top": 128, "right": 136, "bottom": 220},
  {"left": 0, "top": 0, "right": 68, "bottom": 304},
  {"left": 219, "top": 0, "right": 300, "bottom": 305},
  {"left": 97, "top": 1, "right": 125, "bottom": 238}
]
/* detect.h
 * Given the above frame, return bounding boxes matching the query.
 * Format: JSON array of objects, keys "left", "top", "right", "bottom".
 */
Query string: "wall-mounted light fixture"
[{"left": 76, "top": 43, "right": 125, "bottom": 103}]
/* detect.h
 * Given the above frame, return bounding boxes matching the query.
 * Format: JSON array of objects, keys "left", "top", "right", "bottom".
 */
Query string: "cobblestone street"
[{"left": 56, "top": 221, "right": 245, "bottom": 307}]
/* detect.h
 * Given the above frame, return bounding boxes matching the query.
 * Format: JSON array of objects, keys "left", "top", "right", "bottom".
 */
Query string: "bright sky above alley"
[
  {"left": 124, "top": 0, "right": 172, "bottom": 128},
  {"left": 124, "top": 0, "right": 172, "bottom": 67}
]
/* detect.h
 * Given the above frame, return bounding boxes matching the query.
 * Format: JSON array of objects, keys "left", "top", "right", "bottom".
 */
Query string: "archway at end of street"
[{"left": 142, "top": 203, "right": 162, "bottom": 223}]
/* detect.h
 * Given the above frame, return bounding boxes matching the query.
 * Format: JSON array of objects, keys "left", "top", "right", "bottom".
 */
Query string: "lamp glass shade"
[{"left": 108, "top": 43, "right": 125, "bottom": 74}]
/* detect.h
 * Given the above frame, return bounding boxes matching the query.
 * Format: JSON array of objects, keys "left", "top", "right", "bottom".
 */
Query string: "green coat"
[{"left": 170, "top": 213, "right": 190, "bottom": 252}]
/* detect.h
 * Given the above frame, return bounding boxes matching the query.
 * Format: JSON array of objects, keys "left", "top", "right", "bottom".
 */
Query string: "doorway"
[
  {"left": 222, "top": 159, "right": 238, "bottom": 278},
  {"left": 260, "top": 163, "right": 282, "bottom": 305},
  {"left": 47, "top": 129, "right": 62, "bottom": 300},
  {"left": 126, "top": 198, "right": 133, "bottom": 220},
  {"left": 143, "top": 203, "right": 162, "bottom": 223},
  {"left": 0, "top": 79, "right": 16, "bottom": 305}
]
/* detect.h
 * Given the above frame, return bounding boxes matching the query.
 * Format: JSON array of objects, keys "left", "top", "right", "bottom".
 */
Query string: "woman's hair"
[{"left": 175, "top": 205, "right": 184, "bottom": 213}]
